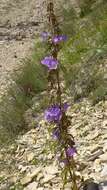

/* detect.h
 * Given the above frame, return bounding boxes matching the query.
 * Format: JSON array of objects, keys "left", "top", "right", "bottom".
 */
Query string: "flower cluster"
[
  {"left": 41, "top": 33, "right": 67, "bottom": 70},
  {"left": 41, "top": 32, "right": 67, "bottom": 44},
  {"left": 44, "top": 102, "right": 76, "bottom": 164},
  {"left": 40, "top": 6, "right": 79, "bottom": 187},
  {"left": 41, "top": 56, "right": 58, "bottom": 70}
]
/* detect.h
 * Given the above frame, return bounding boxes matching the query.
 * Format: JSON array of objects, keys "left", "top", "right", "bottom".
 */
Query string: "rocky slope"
[
  {"left": 0, "top": 0, "right": 47, "bottom": 98},
  {"left": 0, "top": 1, "right": 107, "bottom": 190},
  {"left": 0, "top": 99, "right": 107, "bottom": 190}
]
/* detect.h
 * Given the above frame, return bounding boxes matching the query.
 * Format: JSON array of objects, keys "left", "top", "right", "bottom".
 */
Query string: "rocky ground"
[
  {"left": 0, "top": 0, "right": 47, "bottom": 98},
  {"left": 0, "top": 0, "right": 79, "bottom": 98},
  {"left": 0, "top": 0, "right": 107, "bottom": 190},
  {"left": 0, "top": 99, "right": 107, "bottom": 190}
]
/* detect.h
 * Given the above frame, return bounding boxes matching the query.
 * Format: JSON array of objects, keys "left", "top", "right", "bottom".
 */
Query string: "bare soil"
[{"left": 0, "top": 0, "right": 47, "bottom": 96}]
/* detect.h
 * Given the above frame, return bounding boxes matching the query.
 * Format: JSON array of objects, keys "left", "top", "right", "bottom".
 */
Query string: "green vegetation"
[
  {"left": 79, "top": 0, "right": 96, "bottom": 17},
  {"left": 0, "top": 40, "right": 48, "bottom": 146},
  {"left": 0, "top": 0, "right": 107, "bottom": 145},
  {"left": 60, "top": 0, "right": 107, "bottom": 103}
]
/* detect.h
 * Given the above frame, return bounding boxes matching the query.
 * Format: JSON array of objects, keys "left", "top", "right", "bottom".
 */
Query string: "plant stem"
[{"left": 47, "top": 1, "right": 79, "bottom": 189}]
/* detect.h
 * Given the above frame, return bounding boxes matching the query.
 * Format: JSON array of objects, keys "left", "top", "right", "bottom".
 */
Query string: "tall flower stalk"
[{"left": 40, "top": 0, "right": 83, "bottom": 189}]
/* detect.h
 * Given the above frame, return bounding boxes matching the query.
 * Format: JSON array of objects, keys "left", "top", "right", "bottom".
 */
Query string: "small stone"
[
  {"left": 18, "top": 165, "right": 28, "bottom": 173},
  {"left": 90, "top": 145, "right": 102, "bottom": 154},
  {"left": 26, "top": 152, "right": 35, "bottom": 162},
  {"left": 43, "top": 164, "right": 59, "bottom": 175},
  {"left": 88, "top": 149, "right": 104, "bottom": 161},
  {"left": 93, "top": 159, "right": 102, "bottom": 172},
  {"left": 24, "top": 182, "right": 38, "bottom": 190},
  {"left": 47, "top": 153, "right": 53, "bottom": 160},
  {"left": 99, "top": 183, "right": 107, "bottom": 190},
  {"left": 103, "top": 142, "right": 107, "bottom": 152},
  {"left": 29, "top": 167, "right": 41, "bottom": 178},
  {"left": 21, "top": 176, "right": 32, "bottom": 185},
  {"left": 0, "top": 183, "right": 10, "bottom": 190},
  {"left": 103, "top": 187, "right": 107, "bottom": 190},
  {"left": 43, "top": 174, "right": 55, "bottom": 183},
  {"left": 102, "top": 120, "right": 107, "bottom": 128},
  {"left": 100, "top": 153, "right": 107, "bottom": 163},
  {"left": 9, "top": 176, "right": 18, "bottom": 183},
  {"left": 101, "top": 165, "right": 107, "bottom": 179},
  {"left": 36, "top": 173, "right": 44, "bottom": 182},
  {"left": 21, "top": 167, "right": 41, "bottom": 185},
  {"left": 87, "top": 131, "right": 100, "bottom": 140},
  {"left": 102, "top": 134, "right": 107, "bottom": 140},
  {"left": 64, "top": 183, "right": 72, "bottom": 190}
]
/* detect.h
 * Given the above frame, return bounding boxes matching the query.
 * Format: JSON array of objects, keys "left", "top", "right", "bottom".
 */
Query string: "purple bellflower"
[
  {"left": 44, "top": 105, "right": 62, "bottom": 122},
  {"left": 52, "top": 35, "right": 67, "bottom": 44},
  {"left": 41, "top": 56, "right": 58, "bottom": 70},
  {"left": 41, "top": 31, "right": 50, "bottom": 41},
  {"left": 66, "top": 147, "right": 76, "bottom": 157},
  {"left": 44, "top": 103, "right": 70, "bottom": 123},
  {"left": 60, "top": 159, "right": 69, "bottom": 166}
]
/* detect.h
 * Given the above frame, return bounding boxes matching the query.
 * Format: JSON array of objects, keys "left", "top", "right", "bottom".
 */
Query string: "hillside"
[{"left": 0, "top": 0, "right": 107, "bottom": 190}]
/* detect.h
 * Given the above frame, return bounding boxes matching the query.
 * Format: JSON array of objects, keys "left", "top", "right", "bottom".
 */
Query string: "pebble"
[
  {"left": 43, "top": 164, "right": 59, "bottom": 175},
  {"left": 20, "top": 176, "right": 32, "bottom": 185},
  {"left": 43, "top": 174, "right": 55, "bottom": 184},
  {"left": 93, "top": 159, "right": 102, "bottom": 172},
  {"left": 24, "top": 182, "right": 38, "bottom": 190},
  {"left": 0, "top": 98, "right": 107, "bottom": 189},
  {"left": 21, "top": 167, "right": 41, "bottom": 185},
  {"left": 101, "top": 165, "right": 107, "bottom": 179},
  {"left": 26, "top": 152, "right": 35, "bottom": 162},
  {"left": 103, "top": 142, "right": 107, "bottom": 152},
  {"left": 99, "top": 182, "right": 107, "bottom": 190},
  {"left": 100, "top": 153, "right": 107, "bottom": 163},
  {"left": 36, "top": 173, "right": 44, "bottom": 182},
  {"left": 102, "top": 120, "right": 107, "bottom": 128}
]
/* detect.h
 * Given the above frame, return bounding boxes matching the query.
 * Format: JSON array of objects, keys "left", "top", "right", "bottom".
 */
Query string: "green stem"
[{"left": 47, "top": 1, "right": 79, "bottom": 190}]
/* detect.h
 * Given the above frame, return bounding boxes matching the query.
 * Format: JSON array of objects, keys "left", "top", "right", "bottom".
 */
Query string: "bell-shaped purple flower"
[
  {"left": 61, "top": 159, "right": 69, "bottom": 165},
  {"left": 41, "top": 56, "right": 58, "bottom": 70},
  {"left": 58, "top": 158, "right": 69, "bottom": 168},
  {"left": 44, "top": 105, "right": 62, "bottom": 122},
  {"left": 41, "top": 31, "right": 50, "bottom": 41},
  {"left": 52, "top": 35, "right": 67, "bottom": 44},
  {"left": 44, "top": 103, "right": 70, "bottom": 123},
  {"left": 66, "top": 147, "right": 76, "bottom": 157}
]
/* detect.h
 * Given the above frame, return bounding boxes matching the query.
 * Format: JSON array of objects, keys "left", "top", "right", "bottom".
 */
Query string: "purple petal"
[
  {"left": 59, "top": 158, "right": 69, "bottom": 168},
  {"left": 52, "top": 35, "right": 67, "bottom": 44},
  {"left": 61, "top": 159, "right": 69, "bottom": 165},
  {"left": 41, "top": 31, "right": 50, "bottom": 41},
  {"left": 41, "top": 56, "right": 58, "bottom": 70},
  {"left": 63, "top": 102, "right": 70, "bottom": 111},
  {"left": 59, "top": 35, "right": 67, "bottom": 41},
  {"left": 66, "top": 147, "right": 76, "bottom": 157},
  {"left": 44, "top": 105, "right": 62, "bottom": 122}
]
